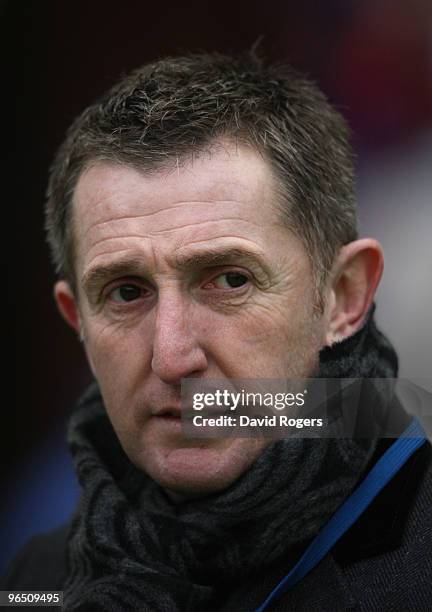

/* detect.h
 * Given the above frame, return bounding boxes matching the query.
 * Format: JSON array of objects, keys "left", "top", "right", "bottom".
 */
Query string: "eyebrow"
[
  {"left": 173, "top": 247, "right": 269, "bottom": 274},
  {"left": 82, "top": 246, "right": 270, "bottom": 297}
]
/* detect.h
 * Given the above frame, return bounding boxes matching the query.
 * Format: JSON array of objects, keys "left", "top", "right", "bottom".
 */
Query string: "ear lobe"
[
  {"left": 54, "top": 280, "right": 82, "bottom": 335},
  {"left": 326, "top": 239, "right": 383, "bottom": 344}
]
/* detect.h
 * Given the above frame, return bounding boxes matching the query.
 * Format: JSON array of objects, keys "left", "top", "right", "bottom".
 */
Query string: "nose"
[{"left": 151, "top": 290, "right": 208, "bottom": 384}]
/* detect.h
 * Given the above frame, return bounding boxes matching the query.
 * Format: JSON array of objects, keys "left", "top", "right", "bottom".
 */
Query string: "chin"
[{"left": 137, "top": 440, "right": 263, "bottom": 498}]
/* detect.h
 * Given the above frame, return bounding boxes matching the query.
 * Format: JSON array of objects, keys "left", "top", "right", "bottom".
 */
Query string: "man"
[{"left": 4, "top": 52, "right": 431, "bottom": 610}]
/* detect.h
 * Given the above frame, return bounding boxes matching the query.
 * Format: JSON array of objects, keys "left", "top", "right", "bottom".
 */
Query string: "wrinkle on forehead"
[
  {"left": 72, "top": 145, "right": 285, "bottom": 280},
  {"left": 81, "top": 207, "right": 253, "bottom": 243},
  {"left": 73, "top": 144, "right": 275, "bottom": 221},
  {"left": 82, "top": 216, "right": 264, "bottom": 259}
]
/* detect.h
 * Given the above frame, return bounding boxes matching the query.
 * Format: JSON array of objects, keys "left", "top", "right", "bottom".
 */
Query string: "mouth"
[
  {"left": 155, "top": 413, "right": 181, "bottom": 421},
  {"left": 152, "top": 406, "right": 232, "bottom": 424},
  {"left": 152, "top": 406, "right": 199, "bottom": 421},
  {"left": 151, "top": 413, "right": 183, "bottom": 434}
]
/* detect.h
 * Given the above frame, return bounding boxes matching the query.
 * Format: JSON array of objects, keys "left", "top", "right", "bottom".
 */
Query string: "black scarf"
[{"left": 63, "top": 308, "right": 398, "bottom": 611}]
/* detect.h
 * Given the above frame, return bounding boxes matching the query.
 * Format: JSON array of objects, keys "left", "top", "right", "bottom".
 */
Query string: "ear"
[
  {"left": 54, "top": 280, "right": 82, "bottom": 335},
  {"left": 325, "top": 238, "right": 383, "bottom": 345},
  {"left": 54, "top": 280, "right": 97, "bottom": 376}
]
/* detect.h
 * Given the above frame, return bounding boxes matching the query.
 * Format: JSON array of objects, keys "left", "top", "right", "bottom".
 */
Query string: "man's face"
[{"left": 68, "top": 143, "right": 328, "bottom": 496}]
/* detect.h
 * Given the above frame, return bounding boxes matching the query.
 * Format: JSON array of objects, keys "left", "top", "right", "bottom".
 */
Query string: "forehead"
[{"left": 72, "top": 143, "right": 286, "bottom": 275}]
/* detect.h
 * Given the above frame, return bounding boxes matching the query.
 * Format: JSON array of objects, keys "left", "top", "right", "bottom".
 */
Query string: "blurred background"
[{"left": 5, "top": 0, "right": 432, "bottom": 574}]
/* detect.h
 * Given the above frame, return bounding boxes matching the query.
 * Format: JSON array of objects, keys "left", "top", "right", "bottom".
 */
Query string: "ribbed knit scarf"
[{"left": 63, "top": 308, "right": 398, "bottom": 611}]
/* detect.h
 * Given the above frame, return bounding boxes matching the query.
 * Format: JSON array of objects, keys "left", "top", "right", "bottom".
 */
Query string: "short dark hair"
[{"left": 45, "top": 51, "right": 357, "bottom": 297}]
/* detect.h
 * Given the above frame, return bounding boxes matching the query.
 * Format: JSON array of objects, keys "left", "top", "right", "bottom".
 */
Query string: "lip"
[
  {"left": 152, "top": 406, "right": 202, "bottom": 420},
  {"left": 150, "top": 414, "right": 183, "bottom": 433},
  {"left": 152, "top": 406, "right": 182, "bottom": 417},
  {"left": 152, "top": 406, "right": 231, "bottom": 420}
]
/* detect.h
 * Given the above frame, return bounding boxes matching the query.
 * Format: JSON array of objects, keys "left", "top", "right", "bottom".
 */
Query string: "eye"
[
  {"left": 110, "top": 284, "right": 143, "bottom": 303},
  {"left": 211, "top": 272, "right": 249, "bottom": 289}
]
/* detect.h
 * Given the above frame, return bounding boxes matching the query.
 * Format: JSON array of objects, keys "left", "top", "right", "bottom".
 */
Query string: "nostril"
[{"left": 151, "top": 342, "right": 209, "bottom": 384}]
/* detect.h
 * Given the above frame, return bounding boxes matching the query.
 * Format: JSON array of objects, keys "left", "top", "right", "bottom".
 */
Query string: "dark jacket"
[{"left": 2, "top": 438, "right": 432, "bottom": 611}]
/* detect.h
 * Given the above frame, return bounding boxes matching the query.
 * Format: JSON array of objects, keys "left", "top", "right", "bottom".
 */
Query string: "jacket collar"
[{"left": 333, "top": 434, "right": 431, "bottom": 565}]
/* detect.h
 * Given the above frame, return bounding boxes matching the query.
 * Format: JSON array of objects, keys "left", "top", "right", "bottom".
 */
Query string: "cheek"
[
  {"left": 194, "top": 303, "right": 306, "bottom": 375},
  {"left": 217, "top": 298, "right": 324, "bottom": 376},
  {"left": 220, "top": 298, "right": 308, "bottom": 347},
  {"left": 84, "top": 319, "right": 154, "bottom": 396}
]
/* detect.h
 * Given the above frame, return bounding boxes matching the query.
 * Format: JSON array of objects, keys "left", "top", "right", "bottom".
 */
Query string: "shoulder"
[
  {"left": 334, "top": 439, "right": 432, "bottom": 605},
  {"left": 1, "top": 522, "right": 70, "bottom": 590}
]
